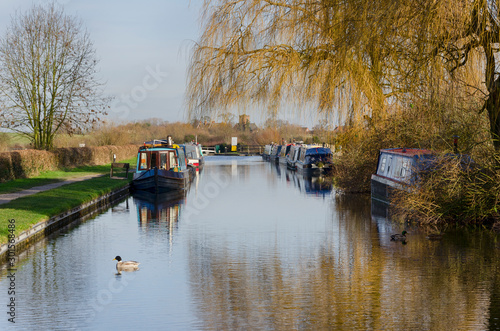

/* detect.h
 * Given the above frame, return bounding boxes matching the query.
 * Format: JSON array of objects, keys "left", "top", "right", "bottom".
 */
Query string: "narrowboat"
[
  {"left": 278, "top": 144, "right": 294, "bottom": 165},
  {"left": 370, "top": 148, "right": 435, "bottom": 204},
  {"left": 182, "top": 142, "right": 205, "bottom": 170},
  {"left": 262, "top": 144, "right": 273, "bottom": 161},
  {"left": 132, "top": 137, "right": 191, "bottom": 193},
  {"left": 286, "top": 145, "right": 302, "bottom": 170},
  {"left": 269, "top": 145, "right": 282, "bottom": 163},
  {"left": 296, "top": 146, "right": 334, "bottom": 174}
]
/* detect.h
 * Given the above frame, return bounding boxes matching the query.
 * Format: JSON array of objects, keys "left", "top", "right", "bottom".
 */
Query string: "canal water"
[{"left": 1, "top": 156, "right": 500, "bottom": 330}]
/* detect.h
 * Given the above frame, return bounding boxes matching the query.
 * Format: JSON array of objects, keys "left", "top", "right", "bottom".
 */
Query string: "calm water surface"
[{"left": 1, "top": 156, "right": 500, "bottom": 330}]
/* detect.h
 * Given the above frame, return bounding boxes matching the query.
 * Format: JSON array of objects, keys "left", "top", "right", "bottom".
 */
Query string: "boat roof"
[
  {"left": 380, "top": 148, "right": 434, "bottom": 157},
  {"left": 304, "top": 147, "right": 332, "bottom": 155},
  {"left": 140, "top": 139, "right": 179, "bottom": 150}
]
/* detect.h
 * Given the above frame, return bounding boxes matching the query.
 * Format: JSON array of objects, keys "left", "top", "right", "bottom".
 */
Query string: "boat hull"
[
  {"left": 296, "top": 162, "right": 333, "bottom": 175},
  {"left": 370, "top": 174, "right": 405, "bottom": 204},
  {"left": 132, "top": 168, "right": 190, "bottom": 193}
]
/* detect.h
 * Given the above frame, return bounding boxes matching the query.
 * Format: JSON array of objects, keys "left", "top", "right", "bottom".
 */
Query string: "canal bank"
[{"left": 0, "top": 175, "right": 132, "bottom": 263}]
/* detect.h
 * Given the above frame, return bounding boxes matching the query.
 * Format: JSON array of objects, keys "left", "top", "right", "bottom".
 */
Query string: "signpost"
[{"left": 231, "top": 137, "right": 237, "bottom": 152}]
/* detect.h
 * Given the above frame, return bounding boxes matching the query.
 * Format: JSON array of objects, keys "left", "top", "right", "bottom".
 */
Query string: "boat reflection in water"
[
  {"left": 133, "top": 190, "right": 185, "bottom": 248},
  {"left": 282, "top": 166, "right": 333, "bottom": 198},
  {"left": 299, "top": 174, "right": 333, "bottom": 197}
]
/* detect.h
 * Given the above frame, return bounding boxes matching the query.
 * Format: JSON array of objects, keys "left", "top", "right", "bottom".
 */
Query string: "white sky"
[{"left": 0, "top": 0, "right": 323, "bottom": 128}]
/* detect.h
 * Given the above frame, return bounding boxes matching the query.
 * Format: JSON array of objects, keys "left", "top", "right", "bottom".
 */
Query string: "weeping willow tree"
[
  {"left": 187, "top": 0, "right": 403, "bottom": 124},
  {"left": 187, "top": 0, "right": 500, "bottom": 152}
]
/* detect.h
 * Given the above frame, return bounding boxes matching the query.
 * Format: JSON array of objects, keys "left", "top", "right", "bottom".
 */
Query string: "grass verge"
[{"left": 0, "top": 174, "right": 132, "bottom": 244}]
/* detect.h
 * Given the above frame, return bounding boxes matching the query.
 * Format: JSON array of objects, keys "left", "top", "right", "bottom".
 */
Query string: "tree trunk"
[{"left": 486, "top": 78, "right": 500, "bottom": 152}]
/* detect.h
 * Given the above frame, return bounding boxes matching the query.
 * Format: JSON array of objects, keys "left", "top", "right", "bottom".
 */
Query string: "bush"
[
  {"left": 391, "top": 154, "right": 500, "bottom": 226},
  {"left": 0, "top": 145, "right": 138, "bottom": 182}
]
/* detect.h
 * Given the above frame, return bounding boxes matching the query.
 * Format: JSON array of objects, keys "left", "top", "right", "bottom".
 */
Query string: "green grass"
[
  {"left": 0, "top": 174, "right": 132, "bottom": 244},
  {"left": 3, "top": 132, "right": 31, "bottom": 146},
  {"left": 0, "top": 157, "right": 137, "bottom": 194}
]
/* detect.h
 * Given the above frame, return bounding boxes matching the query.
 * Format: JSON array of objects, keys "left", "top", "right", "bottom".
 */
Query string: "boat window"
[
  {"left": 169, "top": 151, "right": 177, "bottom": 169},
  {"left": 160, "top": 153, "right": 168, "bottom": 169},
  {"left": 300, "top": 149, "right": 306, "bottom": 162},
  {"left": 400, "top": 159, "right": 409, "bottom": 178},
  {"left": 150, "top": 153, "right": 157, "bottom": 168},
  {"left": 177, "top": 148, "right": 186, "bottom": 167},
  {"left": 139, "top": 152, "right": 148, "bottom": 170},
  {"left": 295, "top": 149, "right": 301, "bottom": 161},
  {"left": 379, "top": 156, "right": 387, "bottom": 174}
]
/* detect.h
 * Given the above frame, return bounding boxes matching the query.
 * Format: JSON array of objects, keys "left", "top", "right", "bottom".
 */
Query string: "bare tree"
[{"left": 0, "top": 3, "right": 109, "bottom": 150}]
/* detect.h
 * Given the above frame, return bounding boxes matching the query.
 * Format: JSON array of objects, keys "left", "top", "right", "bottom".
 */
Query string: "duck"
[
  {"left": 391, "top": 231, "right": 408, "bottom": 241},
  {"left": 113, "top": 256, "right": 140, "bottom": 272}
]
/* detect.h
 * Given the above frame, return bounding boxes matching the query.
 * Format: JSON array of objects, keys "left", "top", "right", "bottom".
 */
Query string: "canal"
[{"left": 1, "top": 156, "right": 500, "bottom": 330}]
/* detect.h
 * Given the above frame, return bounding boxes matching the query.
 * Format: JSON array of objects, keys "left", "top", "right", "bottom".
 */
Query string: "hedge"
[{"left": 0, "top": 145, "right": 139, "bottom": 182}]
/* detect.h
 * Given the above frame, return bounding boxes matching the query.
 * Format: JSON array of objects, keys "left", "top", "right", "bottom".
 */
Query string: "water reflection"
[
  {"left": 1, "top": 156, "right": 499, "bottom": 330},
  {"left": 271, "top": 161, "right": 333, "bottom": 197},
  {"left": 133, "top": 190, "right": 184, "bottom": 226},
  {"left": 133, "top": 190, "right": 184, "bottom": 254},
  {"left": 370, "top": 196, "right": 500, "bottom": 330},
  {"left": 185, "top": 158, "right": 500, "bottom": 330}
]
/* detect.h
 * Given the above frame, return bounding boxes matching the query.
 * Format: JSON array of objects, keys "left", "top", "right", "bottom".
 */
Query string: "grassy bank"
[
  {"left": 0, "top": 157, "right": 136, "bottom": 244},
  {"left": 0, "top": 173, "right": 132, "bottom": 245}
]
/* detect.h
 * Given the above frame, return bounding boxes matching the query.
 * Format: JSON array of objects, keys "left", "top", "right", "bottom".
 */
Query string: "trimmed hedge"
[{"left": 0, "top": 145, "right": 138, "bottom": 182}]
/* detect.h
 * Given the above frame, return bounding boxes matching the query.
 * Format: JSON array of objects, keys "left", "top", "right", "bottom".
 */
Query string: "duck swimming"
[
  {"left": 113, "top": 256, "right": 140, "bottom": 272},
  {"left": 391, "top": 231, "right": 408, "bottom": 241}
]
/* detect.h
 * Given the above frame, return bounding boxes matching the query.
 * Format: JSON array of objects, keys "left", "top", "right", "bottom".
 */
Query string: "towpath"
[{"left": 0, "top": 174, "right": 105, "bottom": 206}]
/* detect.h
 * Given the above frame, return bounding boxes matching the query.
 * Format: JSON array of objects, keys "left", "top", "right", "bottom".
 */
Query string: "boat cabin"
[
  {"left": 137, "top": 142, "right": 187, "bottom": 172},
  {"left": 371, "top": 148, "right": 435, "bottom": 203},
  {"left": 133, "top": 138, "right": 191, "bottom": 192},
  {"left": 296, "top": 146, "right": 333, "bottom": 173}
]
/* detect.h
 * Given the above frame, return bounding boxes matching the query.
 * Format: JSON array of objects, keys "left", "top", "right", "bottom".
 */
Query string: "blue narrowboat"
[
  {"left": 296, "top": 146, "right": 334, "bottom": 174},
  {"left": 132, "top": 137, "right": 192, "bottom": 193}
]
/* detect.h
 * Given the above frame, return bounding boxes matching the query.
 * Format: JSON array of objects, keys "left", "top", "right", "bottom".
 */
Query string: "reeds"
[{"left": 391, "top": 153, "right": 500, "bottom": 227}]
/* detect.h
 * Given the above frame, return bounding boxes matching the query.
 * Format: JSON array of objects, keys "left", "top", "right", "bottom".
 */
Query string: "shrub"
[
  {"left": 0, "top": 145, "right": 138, "bottom": 182},
  {"left": 391, "top": 154, "right": 500, "bottom": 226}
]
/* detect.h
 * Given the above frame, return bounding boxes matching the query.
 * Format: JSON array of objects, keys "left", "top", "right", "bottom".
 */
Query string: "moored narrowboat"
[
  {"left": 182, "top": 142, "right": 205, "bottom": 170},
  {"left": 370, "top": 148, "right": 435, "bottom": 204},
  {"left": 279, "top": 143, "right": 294, "bottom": 165},
  {"left": 286, "top": 145, "right": 302, "bottom": 170},
  {"left": 296, "top": 146, "right": 334, "bottom": 174},
  {"left": 270, "top": 145, "right": 282, "bottom": 163},
  {"left": 262, "top": 144, "right": 273, "bottom": 161},
  {"left": 132, "top": 137, "right": 191, "bottom": 193}
]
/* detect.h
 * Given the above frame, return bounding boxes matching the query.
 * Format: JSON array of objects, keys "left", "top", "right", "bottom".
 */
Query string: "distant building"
[
  {"left": 239, "top": 114, "right": 250, "bottom": 126},
  {"left": 235, "top": 114, "right": 258, "bottom": 132}
]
